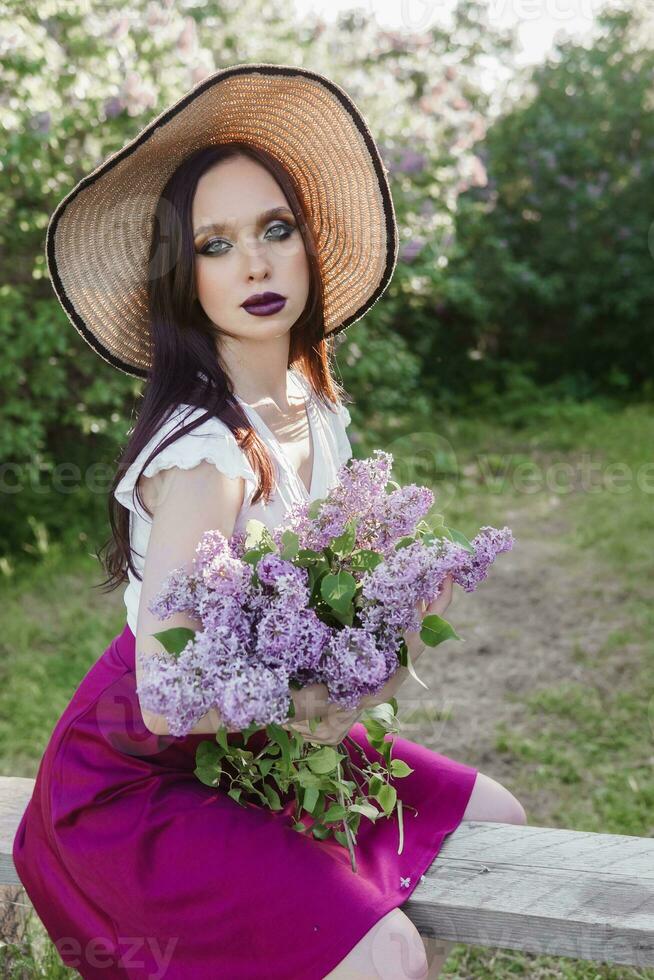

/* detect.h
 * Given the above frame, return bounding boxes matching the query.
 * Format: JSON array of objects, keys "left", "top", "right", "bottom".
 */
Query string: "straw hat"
[{"left": 45, "top": 62, "right": 399, "bottom": 380}]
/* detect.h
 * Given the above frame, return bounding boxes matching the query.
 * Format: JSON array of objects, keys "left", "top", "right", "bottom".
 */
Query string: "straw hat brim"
[{"left": 45, "top": 62, "right": 399, "bottom": 379}]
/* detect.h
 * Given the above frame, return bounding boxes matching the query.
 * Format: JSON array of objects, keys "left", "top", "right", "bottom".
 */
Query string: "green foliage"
[
  {"left": 1, "top": 0, "right": 510, "bottom": 565},
  {"left": 444, "top": 4, "right": 654, "bottom": 400},
  {"left": 3, "top": 0, "right": 653, "bottom": 574}
]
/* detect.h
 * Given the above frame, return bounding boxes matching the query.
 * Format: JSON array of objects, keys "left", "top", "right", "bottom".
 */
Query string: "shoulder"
[{"left": 114, "top": 404, "right": 256, "bottom": 521}]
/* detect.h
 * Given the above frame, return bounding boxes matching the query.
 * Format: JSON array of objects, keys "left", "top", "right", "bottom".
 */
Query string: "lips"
[
  {"left": 242, "top": 292, "right": 287, "bottom": 317},
  {"left": 242, "top": 291, "right": 286, "bottom": 308}
]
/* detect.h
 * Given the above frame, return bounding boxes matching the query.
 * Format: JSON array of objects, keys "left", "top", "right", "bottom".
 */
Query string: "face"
[{"left": 192, "top": 155, "right": 310, "bottom": 341}]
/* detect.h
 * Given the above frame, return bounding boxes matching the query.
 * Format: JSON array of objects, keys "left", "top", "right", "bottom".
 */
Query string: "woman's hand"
[
  {"left": 404, "top": 573, "right": 455, "bottom": 654},
  {"left": 422, "top": 572, "right": 455, "bottom": 619},
  {"left": 285, "top": 576, "right": 456, "bottom": 746},
  {"left": 285, "top": 706, "right": 363, "bottom": 746}
]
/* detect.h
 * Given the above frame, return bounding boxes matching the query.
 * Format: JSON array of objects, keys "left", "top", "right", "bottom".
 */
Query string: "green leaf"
[
  {"left": 196, "top": 740, "right": 221, "bottom": 762},
  {"left": 311, "top": 822, "right": 333, "bottom": 840},
  {"left": 152, "top": 626, "right": 195, "bottom": 657},
  {"left": 390, "top": 759, "right": 414, "bottom": 778},
  {"left": 349, "top": 548, "right": 384, "bottom": 572},
  {"left": 303, "top": 785, "right": 320, "bottom": 815},
  {"left": 280, "top": 529, "right": 300, "bottom": 560},
  {"left": 330, "top": 517, "right": 357, "bottom": 557},
  {"left": 394, "top": 535, "right": 415, "bottom": 551},
  {"left": 266, "top": 724, "right": 292, "bottom": 771},
  {"left": 420, "top": 614, "right": 462, "bottom": 647},
  {"left": 241, "top": 545, "right": 272, "bottom": 567},
  {"left": 296, "top": 768, "right": 321, "bottom": 788},
  {"left": 262, "top": 782, "right": 283, "bottom": 810},
  {"left": 365, "top": 702, "right": 396, "bottom": 729},
  {"left": 376, "top": 783, "right": 397, "bottom": 815},
  {"left": 362, "top": 717, "right": 388, "bottom": 742},
  {"left": 349, "top": 801, "right": 379, "bottom": 820},
  {"left": 323, "top": 803, "right": 347, "bottom": 822},
  {"left": 294, "top": 547, "right": 322, "bottom": 567},
  {"left": 449, "top": 527, "right": 476, "bottom": 553},
  {"left": 368, "top": 775, "right": 384, "bottom": 795},
  {"left": 320, "top": 571, "right": 357, "bottom": 615},
  {"left": 307, "top": 497, "right": 327, "bottom": 519},
  {"left": 404, "top": 646, "right": 430, "bottom": 690},
  {"left": 244, "top": 519, "right": 275, "bottom": 551},
  {"left": 291, "top": 821, "right": 307, "bottom": 833},
  {"left": 346, "top": 809, "right": 362, "bottom": 834},
  {"left": 305, "top": 746, "right": 341, "bottom": 775},
  {"left": 215, "top": 727, "right": 229, "bottom": 751},
  {"left": 194, "top": 759, "right": 222, "bottom": 787},
  {"left": 426, "top": 525, "right": 454, "bottom": 543},
  {"left": 227, "top": 787, "right": 243, "bottom": 805},
  {"left": 325, "top": 605, "right": 355, "bottom": 628}
]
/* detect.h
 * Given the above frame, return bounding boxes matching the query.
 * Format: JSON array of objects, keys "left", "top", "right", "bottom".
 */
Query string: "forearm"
[
  {"left": 141, "top": 632, "right": 427, "bottom": 736},
  {"left": 140, "top": 704, "right": 241, "bottom": 736}
]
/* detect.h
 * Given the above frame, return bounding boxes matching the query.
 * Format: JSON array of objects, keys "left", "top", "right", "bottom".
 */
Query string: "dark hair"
[{"left": 95, "top": 142, "right": 349, "bottom": 594}]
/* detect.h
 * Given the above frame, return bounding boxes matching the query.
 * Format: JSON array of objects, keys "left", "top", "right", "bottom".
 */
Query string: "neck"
[{"left": 217, "top": 336, "right": 294, "bottom": 411}]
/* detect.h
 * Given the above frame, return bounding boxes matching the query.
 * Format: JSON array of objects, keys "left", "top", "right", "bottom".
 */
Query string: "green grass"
[
  {"left": 2, "top": 396, "right": 653, "bottom": 978},
  {"left": 373, "top": 396, "right": 654, "bottom": 978},
  {"left": 0, "top": 545, "right": 125, "bottom": 774}
]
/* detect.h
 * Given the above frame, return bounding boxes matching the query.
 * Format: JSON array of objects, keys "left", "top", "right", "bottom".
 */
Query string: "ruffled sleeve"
[
  {"left": 114, "top": 405, "right": 257, "bottom": 523},
  {"left": 333, "top": 401, "right": 353, "bottom": 466}
]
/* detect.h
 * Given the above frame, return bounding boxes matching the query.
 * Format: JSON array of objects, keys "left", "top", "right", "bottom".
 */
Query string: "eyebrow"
[{"left": 193, "top": 206, "right": 294, "bottom": 239}]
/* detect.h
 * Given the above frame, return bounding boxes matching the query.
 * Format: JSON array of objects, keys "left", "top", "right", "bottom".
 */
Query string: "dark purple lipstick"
[{"left": 241, "top": 291, "right": 287, "bottom": 316}]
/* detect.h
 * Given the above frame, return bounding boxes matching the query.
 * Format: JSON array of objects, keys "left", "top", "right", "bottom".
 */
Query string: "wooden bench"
[{"left": 1, "top": 776, "right": 653, "bottom": 967}]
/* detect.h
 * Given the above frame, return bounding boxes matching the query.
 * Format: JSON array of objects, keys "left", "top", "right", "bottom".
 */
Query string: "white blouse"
[{"left": 114, "top": 368, "right": 353, "bottom": 635}]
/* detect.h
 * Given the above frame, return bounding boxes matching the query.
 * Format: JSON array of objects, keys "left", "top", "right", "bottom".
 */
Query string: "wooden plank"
[
  {"left": 402, "top": 820, "right": 654, "bottom": 968},
  {"left": 0, "top": 778, "right": 34, "bottom": 887},
  {"left": 1, "top": 779, "right": 653, "bottom": 967}
]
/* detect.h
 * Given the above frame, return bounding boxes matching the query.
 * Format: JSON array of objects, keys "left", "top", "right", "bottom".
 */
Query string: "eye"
[
  {"left": 266, "top": 220, "right": 295, "bottom": 241},
  {"left": 198, "top": 221, "right": 295, "bottom": 256}
]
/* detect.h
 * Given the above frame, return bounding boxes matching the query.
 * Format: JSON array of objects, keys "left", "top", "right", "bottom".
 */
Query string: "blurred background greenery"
[
  {"left": 2, "top": 0, "right": 653, "bottom": 567},
  {"left": 2, "top": 1, "right": 653, "bottom": 977}
]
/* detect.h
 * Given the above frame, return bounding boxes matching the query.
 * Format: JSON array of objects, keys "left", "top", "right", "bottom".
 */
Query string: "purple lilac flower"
[
  {"left": 195, "top": 533, "right": 252, "bottom": 597},
  {"left": 144, "top": 452, "right": 515, "bottom": 737},
  {"left": 319, "top": 627, "right": 389, "bottom": 708},
  {"left": 255, "top": 602, "right": 331, "bottom": 676},
  {"left": 216, "top": 663, "right": 292, "bottom": 730},
  {"left": 448, "top": 526, "right": 514, "bottom": 592},
  {"left": 273, "top": 451, "right": 432, "bottom": 559},
  {"left": 147, "top": 566, "right": 200, "bottom": 620},
  {"left": 137, "top": 632, "right": 226, "bottom": 736},
  {"left": 256, "top": 553, "right": 310, "bottom": 602},
  {"left": 360, "top": 539, "right": 450, "bottom": 634}
]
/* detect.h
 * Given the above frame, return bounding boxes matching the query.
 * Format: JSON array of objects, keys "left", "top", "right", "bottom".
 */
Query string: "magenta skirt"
[{"left": 12, "top": 622, "right": 478, "bottom": 979}]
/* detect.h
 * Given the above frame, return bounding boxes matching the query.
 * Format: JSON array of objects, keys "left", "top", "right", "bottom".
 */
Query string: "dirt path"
[{"left": 397, "top": 495, "right": 624, "bottom": 822}]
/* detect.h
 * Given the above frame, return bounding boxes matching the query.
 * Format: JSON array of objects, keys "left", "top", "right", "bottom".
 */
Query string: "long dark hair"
[{"left": 95, "top": 142, "right": 349, "bottom": 594}]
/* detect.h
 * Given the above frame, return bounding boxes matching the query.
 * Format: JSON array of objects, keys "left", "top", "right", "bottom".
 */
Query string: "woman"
[{"left": 13, "top": 64, "right": 527, "bottom": 979}]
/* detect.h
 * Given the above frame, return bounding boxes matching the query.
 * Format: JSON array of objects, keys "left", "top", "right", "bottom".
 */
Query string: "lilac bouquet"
[{"left": 138, "top": 450, "right": 514, "bottom": 872}]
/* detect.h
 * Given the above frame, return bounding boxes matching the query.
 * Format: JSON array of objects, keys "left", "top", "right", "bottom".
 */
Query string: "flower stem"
[
  {"left": 344, "top": 734, "right": 371, "bottom": 767},
  {"left": 337, "top": 761, "right": 357, "bottom": 874}
]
